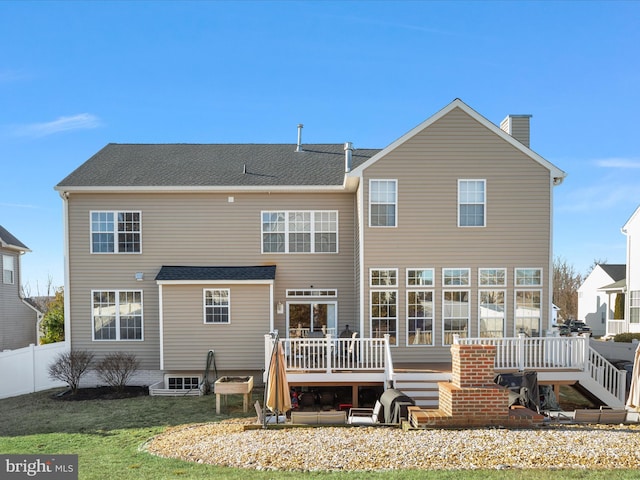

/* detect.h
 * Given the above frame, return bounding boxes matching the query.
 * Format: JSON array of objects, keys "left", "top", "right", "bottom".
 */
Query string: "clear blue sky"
[{"left": 1, "top": 1, "right": 639, "bottom": 293}]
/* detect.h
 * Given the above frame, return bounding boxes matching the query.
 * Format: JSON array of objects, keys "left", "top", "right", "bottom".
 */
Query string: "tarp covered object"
[
  {"left": 494, "top": 371, "right": 540, "bottom": 412},
  {"left": 379, "top": 388, "right": 415, "bottom": 424}
]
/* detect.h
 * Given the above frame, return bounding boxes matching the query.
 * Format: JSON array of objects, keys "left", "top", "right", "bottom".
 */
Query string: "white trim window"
[
  {"left": 261, "top": 211, "right": 337, "bottom": 253},
  {"left": 458, "top": 179, "right": 486, "bottom": 227},
  {"left": 407, "top": 268, "right": 434, "bottom": 287},
  {"left": 479, "top": 268, "right": 506, "bottom": 287},
  {"left": 90, "top": 211, "right": 141, "bottom": 253},
  {"left": 204, "top": 289, "right": 230, "bottom": 324},
  {"left": 370, "top": 268, "right": 398, "bottom": 287},
  {"left": 371, "top": 290, "right": 397, "bottom": 345},
  {"left": 369, "top": 179, "right": 397, "bottom": 227},
  {"left": 443, "top": 290, "right": 469, "bottom": 345},
  {"left": 479, "top": 290, "right": 505, "bottom": 338},
  {"left": 629, "top": 291, "right": 640, "bottom": 324},
  {"left": 515, "top": 290, "right": 541, "bottom": 337},
  {"left": 443, "top": 268, "right": 470, "bottom": 287},
  {"left": 515, "top": 268, "right": 542, "bottom": 286},
  {"left": 92, "top": 290, "right": 143, "bottom": 341},
  {"left": 407, "top": 290, "right": 434, "bottom": 346},
  {"left": 2, "top": 254, "right": 14, "bottom": 284}
]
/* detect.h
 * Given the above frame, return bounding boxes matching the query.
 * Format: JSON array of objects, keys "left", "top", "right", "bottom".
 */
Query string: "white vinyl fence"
[{"left": 0, "top": 342, "right": 69, "bottom": 399}]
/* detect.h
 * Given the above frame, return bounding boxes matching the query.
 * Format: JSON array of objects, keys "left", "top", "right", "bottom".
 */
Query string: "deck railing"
[
  {"left": 266, "top": 334, "right": 390, "bottom": 373},
  {"left": 455, "top": 334, "right": 588, "bottom": 370},
  {"left": 455, "top": 334, "right": 626, "bottom": 403}
]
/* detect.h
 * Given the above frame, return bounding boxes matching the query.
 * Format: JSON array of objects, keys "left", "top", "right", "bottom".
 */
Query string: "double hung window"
[
  {"left": 443, "top": 290, "right": 469, "bottom": 344},
  {"left": 407, "top": 290, "right": 434, "bottom": 345},
  {"left": 370, "top": 268, "right": 398, "bottom": 345},
  {"left": 204, "top": 289, "right": 230, "bottom": 324},
  {"left": 458, "top": 180, "right": 485, "bottom": 227},
  {"left": 515, "top": 290, "right": 541, "bottom": 336},
  {"left": 2, "top": 255, "right": 14, "bottom": 284},
  {"left": 92, "top": 290, "right": 143, "bottom": 340},
  {"left": 369, "top": 180, "right": 397, "bottom": 227},
  {"left": 262, "top": 211, "right": 337, "bottom": 253},
  {"left": 91, "top": 211, "right": 141, "bottom": 253},
  {"left": 629, "top": 291, "right": 640, "bottom": 324}
]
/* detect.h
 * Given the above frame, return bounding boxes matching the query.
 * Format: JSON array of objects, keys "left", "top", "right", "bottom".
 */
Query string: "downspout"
[
  {"left": 60, "top": 191, "right": 71, "bottom": 348},
  {"left": 548, "top": 177, "right": 554, "bottom": 332},
  {"left": 158, "top": 284, "right": 164, "bottom": 370},
  {"left": 269, "top": 281, "right": 275, "bottom": 333},
  {"left": 358, "top": 176, "right": 365, "bottom": 338}
]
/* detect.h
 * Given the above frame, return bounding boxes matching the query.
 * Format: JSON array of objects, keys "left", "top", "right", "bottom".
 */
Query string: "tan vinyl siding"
[
  {"left": 66, "top": 192, "right": 358, "bottom": 368},
  {"left": 0, "top": 250, "right": 37, "bottom": 350},
  {"left": 361, "top": 107, "right": 552, "bottom": 363},
  {"left": 161, "top": 284, "right": 269, "bottom": 370}
]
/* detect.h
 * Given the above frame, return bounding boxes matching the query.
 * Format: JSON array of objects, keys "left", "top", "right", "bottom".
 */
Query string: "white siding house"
[
  {"left": 623, "top": 206, "right": 640, "bottom": 334},
  {"left": 578, "top": 264, "right": 625, "bottom": 337}
]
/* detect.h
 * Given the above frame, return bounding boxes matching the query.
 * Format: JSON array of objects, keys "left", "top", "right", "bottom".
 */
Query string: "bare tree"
[
  {"left": 553, "top": 256, "right": 583, "bottom": 321},
  {"left": 585, "top": 258, "right": 608, "bottom": 276}
]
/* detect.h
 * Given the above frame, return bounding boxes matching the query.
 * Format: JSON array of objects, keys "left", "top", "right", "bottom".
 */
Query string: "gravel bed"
[{"left": 144, "top": 418, "right": 640, "bottom": 472}]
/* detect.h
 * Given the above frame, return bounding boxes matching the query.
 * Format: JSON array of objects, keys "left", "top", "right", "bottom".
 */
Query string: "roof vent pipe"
[
  {"left": 344, "top": 142, "right": 353, "bottom": 173},
  {"left": 296, "top": 124, "right": 304, "bottom": 152}
]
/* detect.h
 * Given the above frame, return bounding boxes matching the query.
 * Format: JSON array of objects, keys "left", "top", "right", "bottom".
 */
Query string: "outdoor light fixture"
[
  {"left": 276, "top": 302, "right": 284, "bottom": 314},
  {"left": 135, "top": 272, "right": 144, "bottom": 281}
]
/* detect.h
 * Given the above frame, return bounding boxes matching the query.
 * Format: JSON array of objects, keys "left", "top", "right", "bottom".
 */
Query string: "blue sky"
[{"left": 1, "top": 1, "right": 639, "bottom": 293}]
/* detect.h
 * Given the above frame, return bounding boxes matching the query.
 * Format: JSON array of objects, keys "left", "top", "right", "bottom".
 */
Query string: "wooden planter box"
[{"left": 214, "top": 376, "right": 253, "bottom": 413}]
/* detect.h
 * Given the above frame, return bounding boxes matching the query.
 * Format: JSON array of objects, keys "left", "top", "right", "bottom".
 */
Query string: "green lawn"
[{"left": 0, "top": 388, "right": 636, "bottom": 480}]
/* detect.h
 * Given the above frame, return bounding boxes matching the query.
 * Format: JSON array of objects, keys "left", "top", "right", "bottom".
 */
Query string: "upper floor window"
[
  {"left": 370, "top": 269, "right": 398, "bottom": 287},
  {"left": 369, "top": 180, "right": 397, "bottom": 227},
  {"left": 204, "top": 289, "right": 230, "bottom": 324},
  {"left": 515, "top": 268, "right": 542, "bottom": 286},
  {"left": 261, "top": 211, "right": 337, "bottom": 253},
  {"left": 92, "top": 290, "right": 143, "bottom": 341},
  {"left": 458, "top": 179, "right": 485, "bottom": 227},
  {"left": 407, "top": 268, "right": 434, "bottom": 287},
  {"left": 479, "top": 268, "right": 506, "bottom": 287},
  {"left": 443, "top": 268, "right": 470, "bottom": 287},
  {"left": 91, "top": 211, "right": 141, "bottom": 253},
  {"left": 2, "top": 255, "right": 14, "bottom": 284}
]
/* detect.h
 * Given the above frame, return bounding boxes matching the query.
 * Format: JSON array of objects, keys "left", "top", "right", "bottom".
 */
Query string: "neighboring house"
[
  {"left": 622, "top": 205, "right": 640, "bottom": 334},
  {"left": 0, "top": 225, "right": 39, "bottom": 350},
  {"left": 55, "top": 99, "right": 567, "bottom": 391},
  {"left": 577, "top": 264, "right": 626, "bottom": 337}
]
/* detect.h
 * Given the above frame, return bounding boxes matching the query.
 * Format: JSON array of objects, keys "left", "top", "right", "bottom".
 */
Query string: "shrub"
[
  {"left": 95, "top": 353, "right": 140, "bottom": 392},
  {"left": 48, "top": 350, "right": 94, "bottom": 394},
  {"left": 613, "top": 332, "right": 640, "bottom": 343}
]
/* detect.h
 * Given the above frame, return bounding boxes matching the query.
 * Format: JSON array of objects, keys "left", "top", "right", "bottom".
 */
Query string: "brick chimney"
[{"left": 500, "top": 114, "right": 532, "bottom": 147}]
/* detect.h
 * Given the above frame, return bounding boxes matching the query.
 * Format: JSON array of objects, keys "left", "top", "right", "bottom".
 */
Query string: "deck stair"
[{"left": 392, "top": 370, "right": 452, "bottom": 408}]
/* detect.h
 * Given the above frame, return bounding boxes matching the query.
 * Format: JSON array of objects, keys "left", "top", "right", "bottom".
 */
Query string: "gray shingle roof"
[
  {"left": 598, "top": 264, "right": 626, "bottom": 282},
  {"left": 155, "top": 265, "right": 276, "bottom": 282},
  {"left": 0, "top": 225, "right": 29, "bottom": 250},
  {"left": 57, "top": 144, "right": 380, "bottom": 188}
]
